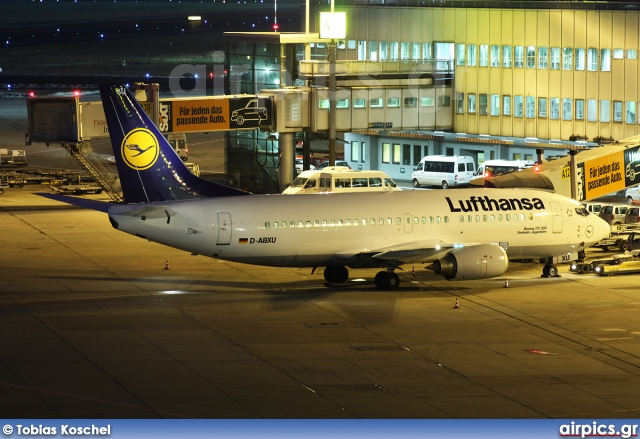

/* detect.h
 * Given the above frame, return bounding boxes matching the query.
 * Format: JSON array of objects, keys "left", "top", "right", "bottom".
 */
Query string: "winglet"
[{"left": 99, "top": 84, "right": 248, "bottom": 203}]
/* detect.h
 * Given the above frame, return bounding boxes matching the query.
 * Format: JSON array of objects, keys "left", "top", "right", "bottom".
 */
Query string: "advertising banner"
[{"left": 578, "top": 150, "right": 627, "bottom": 200}]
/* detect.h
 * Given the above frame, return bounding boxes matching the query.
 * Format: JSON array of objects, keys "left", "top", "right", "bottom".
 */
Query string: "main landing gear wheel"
[
  {"left": 374, "top": 271, "right": 400, "bottom": 290},
  {"left": 324, "top": 266, "right": 349, "bottom": 284},
  {"left": 542, "top": 263, "right": 559, "bottom": 278}
]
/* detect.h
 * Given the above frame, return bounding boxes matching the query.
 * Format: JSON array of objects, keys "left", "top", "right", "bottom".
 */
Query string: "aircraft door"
[
  {"left": 217, "top": 212, "right": 232, "bottom": 245},
  {"left": 403, "top": 213, "right": 413, "bottom": 233},
  {"left": 550, "top": 201, "right": 563, "bottom": 233}
]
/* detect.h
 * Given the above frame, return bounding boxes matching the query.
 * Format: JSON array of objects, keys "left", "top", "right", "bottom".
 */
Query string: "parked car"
[
  {"left": 599, "top": 204, "right": 629, "bottom": 225},
  {"left": 295, "top": 158, "right": 315, "bottom": 174},
  {"left": 317, "top": 160, "right": 350, "bottom": 170},
  {"left": 624, "top": 206, "right": 640, "bottom": 224},
  {"left": 582, "top": 202, "right": 603, "bottom": 214},
  {"left": 625, "top": 185, "right": 640, "bottom": 204}
]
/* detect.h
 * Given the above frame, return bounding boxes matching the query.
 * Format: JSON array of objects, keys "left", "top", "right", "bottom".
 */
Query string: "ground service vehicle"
[
  {"left": 593, "top": 224, "right": 640, "bottom": 252},
  {"left": 571, "top": 251, "right": 640, "bottom": 275},
  {"left": 283, "top": 167, "right": 401, "bottom": 194},
  {"left": 165, "top": 133, "right": 188, "bottom": 161},
  {"left": 624, "top": 206, "right": 640, "bottom": 224},
  {"left": 599, "top": 204, "right": 629, "bottom": 225},
  {"left": 582, "top": 202, "right": 603, "bottom": 214},
  {"left": 593, "top": 250, "right": 640, "bottom": 276},
  {"left": 412, "top": 155, "right": 475, "bottom": 189},
  {"left": 475, "top": 159, "right": 534, "bottom": 178}
]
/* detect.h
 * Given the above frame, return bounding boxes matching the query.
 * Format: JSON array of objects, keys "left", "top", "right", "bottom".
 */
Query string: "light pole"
[{"left": 319, "top": 11, "right": 346, "bottom": 167}]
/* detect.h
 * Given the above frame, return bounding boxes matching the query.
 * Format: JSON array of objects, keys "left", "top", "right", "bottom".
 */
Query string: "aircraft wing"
[{"left": 335, "top": 239, "right": 463, "bottom": 265}]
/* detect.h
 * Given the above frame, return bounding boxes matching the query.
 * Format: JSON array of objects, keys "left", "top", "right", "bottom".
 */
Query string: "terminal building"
[{"left": 223, "top": 1, "right": 640, "bottom": 191}]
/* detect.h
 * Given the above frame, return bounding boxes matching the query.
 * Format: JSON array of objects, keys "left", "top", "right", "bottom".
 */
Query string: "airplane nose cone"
[{"left": 591, "top": 215, "right": 611, "bottom": 242}]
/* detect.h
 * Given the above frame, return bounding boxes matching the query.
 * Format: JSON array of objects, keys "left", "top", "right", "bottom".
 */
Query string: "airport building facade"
[{"left": 225, "top": 3, "right": 640, "bottom": 187}]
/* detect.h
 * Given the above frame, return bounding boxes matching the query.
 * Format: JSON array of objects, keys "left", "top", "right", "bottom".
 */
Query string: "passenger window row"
[
  {"left": 458, "top": 213, "right": 534, "bottom": 222},
  {"left": 254, "top": 215, "right": 450, "bottom": 230}
]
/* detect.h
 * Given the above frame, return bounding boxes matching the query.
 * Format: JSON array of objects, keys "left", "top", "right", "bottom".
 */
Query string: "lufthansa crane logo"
[{"left": 121, "top": 128, "right": 160, "bottom": 170}]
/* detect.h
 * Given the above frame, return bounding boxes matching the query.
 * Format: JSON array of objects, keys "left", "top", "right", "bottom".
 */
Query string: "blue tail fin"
[{"left": 99, "top": 84, "right": 248, "bottom": 203}]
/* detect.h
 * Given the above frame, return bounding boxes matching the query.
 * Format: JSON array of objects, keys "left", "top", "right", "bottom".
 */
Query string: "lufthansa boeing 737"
[{"left": 99, "top": 84, "right": 610, "bottom": 290}]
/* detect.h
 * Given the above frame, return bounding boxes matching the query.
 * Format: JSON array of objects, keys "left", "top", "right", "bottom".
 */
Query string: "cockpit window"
[
  {"left": 290, "top": 177, "right": 307, "bottom": 187},
  {"left": 576, "top": 207, "right": 589, "bottom": 217}
]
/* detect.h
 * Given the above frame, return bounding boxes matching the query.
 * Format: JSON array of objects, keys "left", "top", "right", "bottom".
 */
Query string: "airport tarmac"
[{"left": 3, "top": 97, "right": 640, "bottom": 419}]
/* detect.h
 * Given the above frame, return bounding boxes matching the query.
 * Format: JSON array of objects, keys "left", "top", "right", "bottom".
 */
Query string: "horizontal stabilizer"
[{"left": 36, "top": 193, "right": 112, "bottom": 213}]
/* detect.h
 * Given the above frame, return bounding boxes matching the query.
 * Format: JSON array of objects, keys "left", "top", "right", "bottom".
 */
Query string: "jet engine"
[{"left": 427, "top": 244, "right": 508, "bottom": 280}]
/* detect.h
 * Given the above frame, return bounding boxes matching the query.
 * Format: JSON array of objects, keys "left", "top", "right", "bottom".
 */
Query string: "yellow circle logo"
[{"left": 121, "top": 128, "right": 159, "bottom": 170}]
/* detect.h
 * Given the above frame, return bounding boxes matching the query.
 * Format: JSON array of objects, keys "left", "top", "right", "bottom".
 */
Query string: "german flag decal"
[{"left": 238, "top": 238, "right": 248, "bottom": 244}]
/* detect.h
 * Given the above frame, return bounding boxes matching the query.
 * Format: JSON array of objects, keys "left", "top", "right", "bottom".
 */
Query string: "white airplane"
[{"left": 100, "top": 84, "right": 611, "bottom": 290}]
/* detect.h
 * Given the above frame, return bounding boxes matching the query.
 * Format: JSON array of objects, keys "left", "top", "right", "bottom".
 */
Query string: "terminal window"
[
  {"left": 550, "top": 98, "right": 560, "bottom": 120},
  {"left": 467, "top": 44, "right": 476, "bottom": 66},
  {"left": 490, "top": 95, "right": 500, "bottom": 116},
  {"left": 563, "top": 47, "right": 573, "bottom": 69},
  {"left": 503, "top": 46, "right": 512, "bottom": 67},
  {"left": 490, "top": 45, "right": 500, "bottom": 67},
  {"left": 379, "top": 41, "right": 388, "bottom": 61},
  {"left": 626, "top": 102, "right": 636, "bottom": 124},
  {"left": 538, "top": 98, "right": 547, "bottom": 118},
  {"left": 480, "top": 45, "right": 488, "bottom": 67},
  {"left": 601, "top": 49, "right": 611, "bottom": 71},
  {"left": 456, "top": 93, "right": 464, "bottom": 114},
  {"left": 614, "top": 101, "right": 623, "bottom": 122},
  {"left": 588, "top": 48, "right": 598, "bottom": 71},
  {"left": 526, "top": 97, "right": 535, "bottom": 118},
  {"left": 479, "top": 94, "right": 488, "bottom": 115},
  {"left": 423, "top": 43, "right": 432, "bottom": 60},
  {"left": 526, "top": 46, "right": 535, "bottom": 68},
  {"left": 563, "top": 98, "right": 572, "bottom": 120},
  {"left": 514, "top": 96, "right": 523, "bottom": 117},
  {"left": 575, "top": 99, "right": 584, "bottom": 120},
  {"left": 468, "top": 94, "right": 476, "bottom": 113},
  {"left": 420, "top": 97, "right": 435, "bottom": 108},
  {"left": 575, "top": 48, "right": 585, "bottom": 70},
  {"left": 514, "top": 46, "right": 524, "bottom": 68},
  {"left": 503, "top": 96, "right": 511, "bottom": 116},
  {"left": 550, "top": 47, "right": 560, "bottom": 69},
  {"left": 538, "top": 47, "right": 547, "bottom": 69}
]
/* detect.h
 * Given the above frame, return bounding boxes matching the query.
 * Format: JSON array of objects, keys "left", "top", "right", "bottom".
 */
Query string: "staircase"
[{"left": 62, "top": 143, "right": 124, "bottom": 203}]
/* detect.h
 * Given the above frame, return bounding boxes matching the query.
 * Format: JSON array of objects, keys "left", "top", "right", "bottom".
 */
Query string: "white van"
[
  {"left": 283, "top": 167, "right": 401, "bottom": 194},
  {"left": 412, "top": 155, "right": 476, "bottom": 189},
  {"left": 475, "top": 159, "right": 535, "bottom": 178}
]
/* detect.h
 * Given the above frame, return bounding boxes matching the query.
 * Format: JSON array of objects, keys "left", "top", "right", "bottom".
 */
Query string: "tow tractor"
[
  {"left": 593, "top": 224, "right": 640, "bottom": 252},
  {"left": 570, "top": 250, "right": 640, "bottom": 276}
]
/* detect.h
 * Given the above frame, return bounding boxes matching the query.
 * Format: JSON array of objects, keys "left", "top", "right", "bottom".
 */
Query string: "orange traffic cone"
[
  {"left": 164, "top": 260, "right": 170, "bottom": 270},
  {"left": 503, "top": 278, "right": 509, "bottom": 288},
  {"left": 453, "top": 298, "right": 460, "bottom": 309}
]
